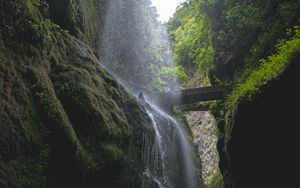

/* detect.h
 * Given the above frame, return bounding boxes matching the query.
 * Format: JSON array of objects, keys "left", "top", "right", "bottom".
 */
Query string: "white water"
[
  {"left": 142, "top": 102, "right": 200, "bottom": 188},
  {"left": 98, "top": 0, "right": 201, "bottom": 187},
  {"left": 142, "top": 109, "right": 168, "bottom": 188}
]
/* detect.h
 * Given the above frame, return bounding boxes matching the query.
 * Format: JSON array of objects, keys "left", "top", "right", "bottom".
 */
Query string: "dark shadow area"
[{"left": 229, "top": 55, "right": 300, "bottom": 188}]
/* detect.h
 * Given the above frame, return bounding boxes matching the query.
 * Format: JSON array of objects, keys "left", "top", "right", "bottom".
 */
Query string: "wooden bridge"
[{"left": 128, "top": 82, "right": 226, "bottom": 112}]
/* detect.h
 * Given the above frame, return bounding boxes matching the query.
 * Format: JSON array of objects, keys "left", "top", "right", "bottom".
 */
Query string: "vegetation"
[
  {"left": 224, "top": 26, "right": 300, "bottom": 148},
  {"left": 169, "top": 0, "right": 300, "bottom": 186},
  {"left": 0, "top": 0, "right": 152, "bottom": 187},
  {"left": 168, "top": 0, "right": 214, "bottom": 85},
  {"left": 208, "top": 0, "right": 300, "bottom": 83},
  {"left": 169, "top": 0, "right": 300, "bottom": 142},
  {"left": 98, "top": 0, "right": 186, "bottom": 92},
  {"left": 168, "top": 0, "right": 300, "bottom": 82},
  {"left": 2, "top": 0, "right": 300, "bottom": 187},
  {"left": 153, "top": 66, "right": 188, "bottom": 91}
]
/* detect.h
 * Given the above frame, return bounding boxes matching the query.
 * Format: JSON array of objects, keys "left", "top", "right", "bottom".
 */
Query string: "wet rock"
[{"left": 187, "top": 111, "right": 221, "bottom": 187}]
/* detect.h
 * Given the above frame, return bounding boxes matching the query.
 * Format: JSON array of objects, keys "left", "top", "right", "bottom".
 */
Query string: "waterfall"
[
  {"left": 141, "top": 101, "right": 200, "bottom": 188},
  {"left": 98, "top": 0, "right": 201, "bottom": 187}
]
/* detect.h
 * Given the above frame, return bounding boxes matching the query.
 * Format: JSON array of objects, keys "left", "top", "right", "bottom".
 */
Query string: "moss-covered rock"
[
  {"left": 0, "top": 0, "right": 152, "bottom": 187},
  {"left": 46, "top": 0, "right": 107, "bottom": 48},
  {"left": 216, "top": 25, "right": 300, "bottom": 188},
  {"left": 223, "top": 54, "right": 300, "bottom": 187}
]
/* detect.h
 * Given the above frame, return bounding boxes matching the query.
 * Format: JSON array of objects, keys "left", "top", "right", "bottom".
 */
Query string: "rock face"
[
  {"left": 185, "top": 74, "right": 223, "bottom": 187},
  {"left": 0, "top": 0, "right": 152, "bottom": 187},
  {"left": 187, "top": 111, "right": 221, "bottom": 187},
  {"left": 225, "top": 56, "right": 300, "bottom": 188},
  {"left": 202, "top": 2, "right": 300, "bottom": 186}
]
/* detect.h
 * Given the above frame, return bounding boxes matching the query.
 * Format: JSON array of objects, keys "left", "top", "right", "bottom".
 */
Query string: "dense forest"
[{"left": 1, "top": 0, "right": 300, "bottom": 188}]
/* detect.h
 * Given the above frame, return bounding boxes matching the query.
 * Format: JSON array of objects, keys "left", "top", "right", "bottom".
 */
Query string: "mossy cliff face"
[
  {"left": 214, "top": 27, "right": 300, "bottom": 187},
  {"left": 224, "top": 55, "right": 300, "bottom": 188},
  {"left": 199, "top": 1, "right": 300, "bottom": 187},
  {"left": 0, "top": 0, "right": 152, "bottom": 187},
  {"left": 46, "top": 0, "right": 107, "bottom": 47}
]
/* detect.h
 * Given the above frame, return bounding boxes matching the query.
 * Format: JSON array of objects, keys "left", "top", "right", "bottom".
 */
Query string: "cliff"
[
  {"left": 168, "top": 0, "right": 300, "bottom": 187},
  {"left": 0, "top": 0, "right": 152, "bottom": 187}
]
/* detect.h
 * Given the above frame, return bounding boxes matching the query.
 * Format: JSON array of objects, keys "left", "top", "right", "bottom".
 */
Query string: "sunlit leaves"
[
  {"left": 168, "top": 0, "right": 214, "bottom": 73},
  {"left": 153, "top": 66, "right": 188, "bottom": 92}
]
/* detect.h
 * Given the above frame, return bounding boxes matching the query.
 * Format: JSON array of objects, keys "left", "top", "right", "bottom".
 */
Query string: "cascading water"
[
  {"left": 141, "top": 100, "right": 200, "bottom": 188},
  {"left": 99, "top": 0, "right": 201, "bottom": 187}
]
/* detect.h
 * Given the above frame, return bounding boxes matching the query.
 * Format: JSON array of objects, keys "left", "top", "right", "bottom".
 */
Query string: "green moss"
[
  {"left": 25, "top": 0, "right": 42, "bottom": 22},
  {"left": 223, "top": 26, "right": 300, "bottom": 149},
  {"left": 0, "top": 90, "right": 51, "bottom": 188},
  {"left": 23, "top": 98, "right": 42, "bottom": 143},
  {"left": 173, "top": 106, "right": 190, "bottom": 129},
  {"left": 1, "top": 0, "right": 151, "bottom": 187},
  {"left": 30, "top": 0, "right": 40, "bottom": 7},
  {"left": 179, "top": 101, "right": 217, "bottom": 112},
  {"left": 27, "top": 66, "right": 91, "bottom": 184},
  {"left": 207, "top": 170, "right": 224, "bottom": 188},
  {"left": 79, "top": 0, "right": 99, "bottom": 42},
  {"left": 102, "top": 144, "right": 126, "bottom": 162}
]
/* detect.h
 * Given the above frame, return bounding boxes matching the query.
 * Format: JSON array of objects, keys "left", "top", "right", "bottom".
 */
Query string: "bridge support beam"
[
  {"left": 176, "top": 86, "right": 225, "bottom": 105},
  {"left": 128, "top": 82, "right": 226, "bottom": 112}
]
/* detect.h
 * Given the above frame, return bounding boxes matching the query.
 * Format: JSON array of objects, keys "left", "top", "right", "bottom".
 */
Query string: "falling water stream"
[
  {"left": 141, "top": 100, "right": 200, "bottom": 188},
  {"left": 99, "top": 0, "right": 201, "bottom": 187}
]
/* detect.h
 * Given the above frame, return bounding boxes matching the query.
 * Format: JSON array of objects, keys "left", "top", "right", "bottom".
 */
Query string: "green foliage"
[
  {"left": 169, "top": 2, "right": 213, "bottom": 69},
  {"left": 99, "top": 0, "right": 179, "bottom": 91},
  {"left": 225, "top": 2, "right": 263, "bottom": 29},
  {"left": 176, "top": 66, "right": 189, "bottom": 82},
  {"left": 202, "top": 74, "right": 211, "bottom": 86},
  {"left": 206, "top": 0, "right": 300, "bottom": 82},
  {"left": 0, "top": 0, "right": 72, "bottom": 57},
  {"left": 168, "top": 0, "right": 214, "bottom": 81},
  {"left": 31, "top": 0, "right": 40, "bottom": 7},
  {"left": 207, "top": 170, "right": 224, "bottom": 188},
  {"left": 224, "top": 26, "right": 300, "bottom": 148},
  {"left": 153, "top": 66, "right": 188, "bottom": 91},
  {"left": 170, "top": 0, "right": 300, "bottom": 185},
  {"left": 207, "top": 0, "right": 219, "bottom": 6}
]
